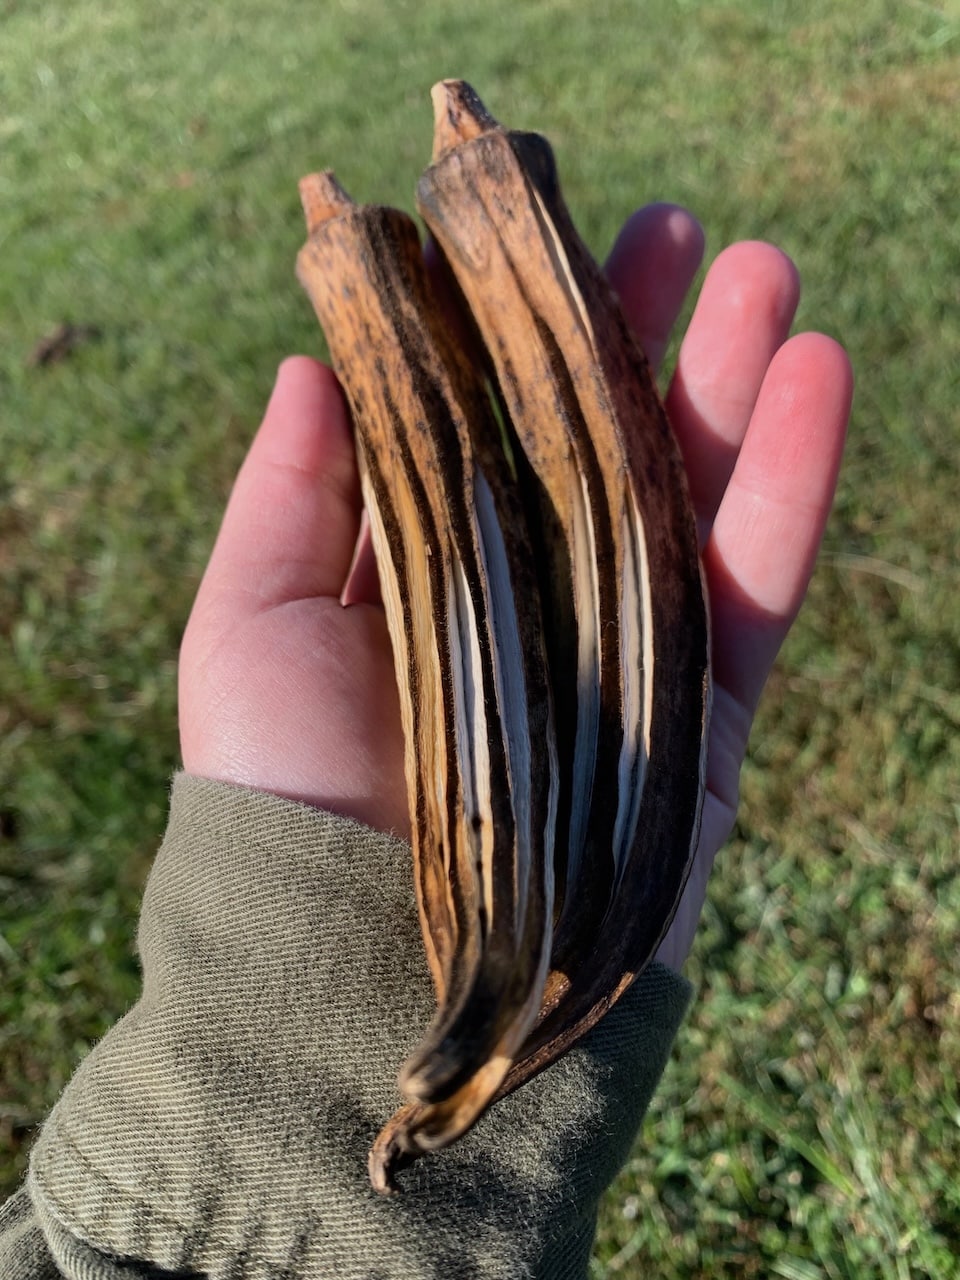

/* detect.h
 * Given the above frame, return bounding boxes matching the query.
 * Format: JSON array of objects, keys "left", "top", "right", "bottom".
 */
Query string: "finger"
[
  {"left": 197, "top": 356, "right": 362, "bottom": 619},
  {"left": 704, "top": 331, "right": 853, "bottom": 715},
  {"left": 666, "top": 241, "right": 801, "bottom": 541},
  {"left": 340, "top": 510, "right": 382, "bottom": 608},
  {"left": 603, "top": 203, "right": 705, "bottom": 375}
]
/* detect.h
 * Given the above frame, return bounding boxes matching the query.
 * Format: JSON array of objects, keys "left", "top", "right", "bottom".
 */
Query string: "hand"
[{"left": 178, "top": 205, "right": 852, "bottom": 971}]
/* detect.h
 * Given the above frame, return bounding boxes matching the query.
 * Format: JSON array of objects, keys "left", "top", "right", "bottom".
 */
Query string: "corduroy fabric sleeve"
[{"left": 0, "top": 772, "right": 692, "bottom": 1280}]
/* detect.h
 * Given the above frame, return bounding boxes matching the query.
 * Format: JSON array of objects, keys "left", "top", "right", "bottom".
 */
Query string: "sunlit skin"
[{"left": 179, "top": 204, "right": 853, "bottom": 974}]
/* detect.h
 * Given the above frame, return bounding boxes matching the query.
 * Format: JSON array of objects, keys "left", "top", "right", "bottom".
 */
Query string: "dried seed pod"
[
  {"left": 296, "top": 82, "right": 710, "bottom": 1194},
  {"left": 296, "top": 173, "right": 558, "bottom": 1188},
  {"left": 415, "top": 81, "right": 710, "bottom": 1100}
]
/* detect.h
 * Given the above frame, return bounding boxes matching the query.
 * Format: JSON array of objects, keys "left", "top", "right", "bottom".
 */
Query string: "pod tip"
[
  {"left": 298, "top": 170, "right": 354, "bottom": 234},
  {"left": 430, "top": 79, "right": 499, "bottom": 162}
]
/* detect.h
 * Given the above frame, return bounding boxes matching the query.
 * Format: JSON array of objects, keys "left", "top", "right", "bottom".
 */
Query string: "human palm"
[{"left": 179, "top": 204, "right": 852, "bottom": 971}]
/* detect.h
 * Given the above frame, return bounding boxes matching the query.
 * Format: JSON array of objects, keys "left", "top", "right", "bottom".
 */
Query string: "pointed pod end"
[
  {"left": 368, "top": 1138, "right": 401, "bottom": 1196},
  {"left": 430, "top": 79, "right": 500, "bottom": 162},
  {"left": 368, "top": 1105, "right": 423, "bottom": 1195},
  {"left": 298, "top": 170, "right": 354, "bottom": 235}
]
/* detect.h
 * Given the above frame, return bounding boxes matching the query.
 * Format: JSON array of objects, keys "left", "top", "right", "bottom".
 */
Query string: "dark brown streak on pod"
[{"left": 373, "top": 383, "right": 474, "bottom": 977}]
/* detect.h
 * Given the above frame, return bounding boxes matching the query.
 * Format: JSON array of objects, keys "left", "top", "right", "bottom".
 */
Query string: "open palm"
[{"left": 178, "top": 204, "right": 852, "bottom": 972}]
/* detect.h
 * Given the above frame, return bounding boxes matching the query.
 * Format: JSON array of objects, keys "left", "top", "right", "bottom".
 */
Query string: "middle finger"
[{"left": 665, "top": 241, "right": 800, "bottom": 543}]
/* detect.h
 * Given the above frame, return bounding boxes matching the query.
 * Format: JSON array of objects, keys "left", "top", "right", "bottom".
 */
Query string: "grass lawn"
[{"left": 2, "top": 0, "right": 958, "bottom": 1275}]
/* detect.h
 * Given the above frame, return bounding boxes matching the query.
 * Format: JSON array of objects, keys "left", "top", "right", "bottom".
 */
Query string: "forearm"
[{"left": 1, "top": 773, "right": 691, "bottom": 1280}]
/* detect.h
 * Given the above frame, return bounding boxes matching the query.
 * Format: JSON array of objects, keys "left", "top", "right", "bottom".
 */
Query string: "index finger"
[{"left": 604, "top": 203, "right": 706, "bottom": 374}]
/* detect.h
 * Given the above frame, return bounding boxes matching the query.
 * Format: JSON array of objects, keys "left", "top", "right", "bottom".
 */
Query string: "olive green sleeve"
[{"left": 0, "top": 773, "right": 692, "bottom": 1280}]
